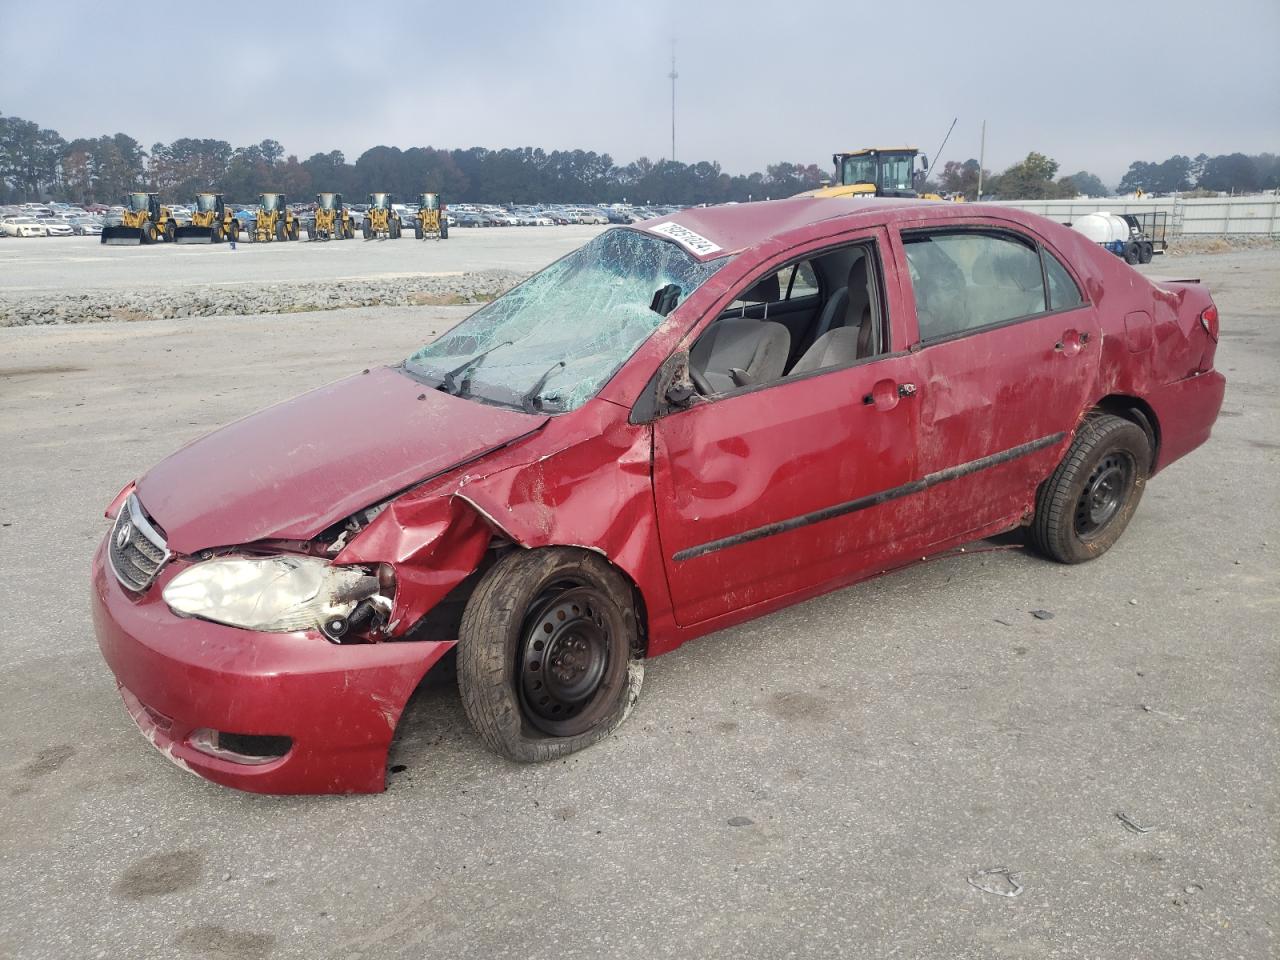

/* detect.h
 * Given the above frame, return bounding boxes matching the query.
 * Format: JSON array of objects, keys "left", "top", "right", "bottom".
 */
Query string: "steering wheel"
[{"left": 689, "top": 366, "right": 714, "bottom": 396}]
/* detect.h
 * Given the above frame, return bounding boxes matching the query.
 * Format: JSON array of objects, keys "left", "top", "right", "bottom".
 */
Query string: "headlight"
[{"left": 162, "top": 556, "right": 381, "bottom": 637}]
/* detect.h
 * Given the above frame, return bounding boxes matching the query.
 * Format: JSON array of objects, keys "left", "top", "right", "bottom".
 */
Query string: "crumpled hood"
[{"left": 136, "top": 366, "right": 544, "bottom": 554}]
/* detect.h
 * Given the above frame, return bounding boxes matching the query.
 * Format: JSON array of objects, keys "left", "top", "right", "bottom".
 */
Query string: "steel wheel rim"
[
  {"left": 518, "top": 584, "right": 614, "bottom": 736},
  {"left": 1075, "top": 452, "right": 1133, "bottom": 539}
]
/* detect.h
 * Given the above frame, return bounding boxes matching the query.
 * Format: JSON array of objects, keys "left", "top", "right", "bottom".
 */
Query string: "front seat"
[
  {"left": 690, "top": 319, "right": 790, "bottom": 393},
  {"left": 788, "top": 326, "right": 862, "bottom": 377}
]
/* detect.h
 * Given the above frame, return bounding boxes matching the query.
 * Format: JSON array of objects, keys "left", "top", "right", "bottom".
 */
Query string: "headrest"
[
  {"left": 740, "top": 272, "right": 780, "bottom": 303},
  {"left": 847, "top": 255, "right": 869, "bottom": 289}
]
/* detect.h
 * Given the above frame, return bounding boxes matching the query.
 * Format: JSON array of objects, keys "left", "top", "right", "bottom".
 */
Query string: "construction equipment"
[
  {"left": 252, "top": 193, "right": 300, "bottom": 242},
  {"left": 101, "top": 192, "right": 176, "bottom": 245},
  {"left": 362, "top": 193, "right": 402, "bottom": 240},
  {"left": 311, "top": 192, "right": 353, "bottom": 241},
  {"left": 799, "top": 148, "right": 932, "bottom": 200},
  {"left": 174, "top": 193, "right": 241, "bottom": 244},
  {"left": 412, "top": 193, "right": 449, "bottom": 240}
]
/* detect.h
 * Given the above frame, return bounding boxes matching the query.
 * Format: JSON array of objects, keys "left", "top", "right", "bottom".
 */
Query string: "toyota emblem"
[{"left": 116, "top": 520, "right": 133, "bottom": 549}]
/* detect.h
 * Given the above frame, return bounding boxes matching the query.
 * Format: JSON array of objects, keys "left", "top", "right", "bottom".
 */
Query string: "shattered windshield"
[{"left": 406, "top": 228, "right": 729, "bottom": 412}]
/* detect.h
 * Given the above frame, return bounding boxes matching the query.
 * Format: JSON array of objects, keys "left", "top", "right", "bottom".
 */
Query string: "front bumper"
[{"left": 91, "top": 541, "right": 453, "bottom": 794}]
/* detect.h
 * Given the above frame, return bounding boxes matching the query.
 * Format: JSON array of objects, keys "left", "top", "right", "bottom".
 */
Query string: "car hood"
[{"left": 136, "top": 366, "right": 545, "bottom": 554}]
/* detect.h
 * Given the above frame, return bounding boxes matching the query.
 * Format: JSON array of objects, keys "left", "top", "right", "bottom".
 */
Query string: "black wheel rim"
[
  {"left": 1074, "top": 452, "right": 1134, "bottom": 539},
  {"left": 518, "top": 583, "right": 614, "bottom": 736}
]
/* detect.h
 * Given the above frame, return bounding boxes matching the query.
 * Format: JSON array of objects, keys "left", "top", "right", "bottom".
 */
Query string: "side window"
[
  {"left": 904, "top": 231, "right": 1047, "bottom": 341},
  {"left": 783, "top": 261, "right": 820, "bottom": 299},
  {"left": 1042, "top": 248, "right": 1084, "bottom": 310}
]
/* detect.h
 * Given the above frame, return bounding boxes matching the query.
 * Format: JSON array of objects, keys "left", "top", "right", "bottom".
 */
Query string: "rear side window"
[
  {"left": 904, "top": 231, "right": 1047, "bottom": 341},
  {"left": 1042, "top": 249, "right": 1084, "bottom": 310},
  {"left": 726, "top": 260, "right": 818, "bottom": 312}
]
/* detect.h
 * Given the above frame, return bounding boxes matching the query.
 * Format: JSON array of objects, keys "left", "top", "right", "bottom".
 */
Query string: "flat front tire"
[
  {"left": 1029, "top": 414, "right": 1150, "bottom": 564},
  {"left": 457, "top": 548, "right": 644, "bottom": 762}
]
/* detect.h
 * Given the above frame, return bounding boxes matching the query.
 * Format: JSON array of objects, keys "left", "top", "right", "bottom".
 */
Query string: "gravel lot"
[
  {"left": 0, "top": 247, "right": 1276, "bottom": 959},
  {"left": 0, "top": 228, "right": 607, "bottom": 326}
]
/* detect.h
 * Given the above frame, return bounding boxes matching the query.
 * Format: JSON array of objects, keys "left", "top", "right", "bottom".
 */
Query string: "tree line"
[
  {"left": 2, "top": 110, "right": 1275, "bottom": 206},
  {"left": 935, "top": 150, "right": 1278, "bottom": 201}
]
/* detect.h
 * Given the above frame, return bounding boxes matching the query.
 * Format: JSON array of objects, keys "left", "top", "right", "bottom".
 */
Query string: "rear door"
[
  {"left": 652, "top": 228, "right": 924, "bottom": 626},
  {"left": 895, "top": 224, "right": 1100, "bottom": 541}
]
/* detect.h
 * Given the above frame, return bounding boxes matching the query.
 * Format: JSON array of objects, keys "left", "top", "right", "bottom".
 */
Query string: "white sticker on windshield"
[{"left": 648, "top": 221, "right": 722, "bottom": 257}]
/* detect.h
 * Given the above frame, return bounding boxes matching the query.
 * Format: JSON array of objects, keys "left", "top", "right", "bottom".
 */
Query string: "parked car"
[
  {"left": 39, "top": 218, "right": 74, "bottom": 237},
  {"left": 1, "top": 217, "right": 48, "bottom": 237},
  {"left": 92, "top": 197, "right": 1225, "bottom": 794},
  {"left": 70, "top": 217, "right": 103, "bottom": 236}
]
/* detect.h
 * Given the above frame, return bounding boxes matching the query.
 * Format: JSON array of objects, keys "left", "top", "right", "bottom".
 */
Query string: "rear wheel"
[
  {"left": 440, "top": 222, "right": 449, "bottom": 240},
  {"left": 414, "top": 223, "right": 423, "bottom": 240},
  {"left": 457, "top": 548, "right": 644, "bottom": 762},
  {"left": 362, "top": 221, "right": 372, "bottom": 240},
  {"left": 1029, "top": 414, "right": 1150, "bottom": 564},
  {"left": 1139, "top": 241, "right": 1153, "bottom": 264},
  {"left": 1123, "top": 242, "right": 1140, "bottom": 265}
]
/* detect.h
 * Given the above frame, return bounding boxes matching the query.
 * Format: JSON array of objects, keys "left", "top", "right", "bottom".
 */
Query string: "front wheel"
[
  {"left": 458, "top": 548, "right": 644, "bottom": 762},
  {"left": 1139, "top": 241, "right": 1154, "bottom": 264},
  {"left": 440, "top": 222, "right": 449, "bottom": 240},
  {"left": 1029, "top": 414, "right": 1150, "bottom": 564},
  {"left": 1123, "top": 242, "right": 1140, "bottom": 265},
  {"left": 362, "top": 221, "right": 372, "bottom": 240}
]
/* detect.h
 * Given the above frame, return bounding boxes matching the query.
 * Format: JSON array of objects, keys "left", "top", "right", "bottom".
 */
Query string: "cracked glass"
[{"left": 406, "top": 228, "right": 730, "bottom": 412}]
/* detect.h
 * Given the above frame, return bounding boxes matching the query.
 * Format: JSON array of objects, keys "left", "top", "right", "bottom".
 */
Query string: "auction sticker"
[{"left": 648, "top": 221, "right": 722, "bottom": 256}]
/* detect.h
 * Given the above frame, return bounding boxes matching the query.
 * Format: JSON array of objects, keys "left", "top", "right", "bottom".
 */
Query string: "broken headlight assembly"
[{"left": 161, "top": 556, "right": 394, "bottom": 642}]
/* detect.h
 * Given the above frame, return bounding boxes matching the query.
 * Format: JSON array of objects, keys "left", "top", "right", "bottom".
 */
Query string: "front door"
[{"left": 652, "top": 232, "right": 923, "bottom": 627}]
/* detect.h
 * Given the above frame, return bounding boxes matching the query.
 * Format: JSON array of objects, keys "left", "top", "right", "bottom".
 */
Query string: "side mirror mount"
[{"left": 630, "top": 350, "right": 700, "bottom": 424}]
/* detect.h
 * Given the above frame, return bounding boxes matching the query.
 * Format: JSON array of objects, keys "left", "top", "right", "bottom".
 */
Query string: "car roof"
[{"left": 636, "top": 196, "right": 943, "bottom": 260}]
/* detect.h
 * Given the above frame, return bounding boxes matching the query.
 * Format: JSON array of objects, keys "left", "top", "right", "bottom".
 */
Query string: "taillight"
[{"left": 1200, "top": 305, "right": 1219, "bottom": 342}]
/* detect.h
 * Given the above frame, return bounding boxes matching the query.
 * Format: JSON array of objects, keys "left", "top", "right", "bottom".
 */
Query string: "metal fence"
[{"left": 987, "top": 195, "right": 1280, "bottom": 237}]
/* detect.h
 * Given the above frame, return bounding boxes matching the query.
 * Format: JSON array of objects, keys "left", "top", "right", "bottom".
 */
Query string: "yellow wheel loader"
[
  {"left": 361, "top": 193, "right": 402, "bottom": 240},
  {"left": 412, "top": 193, "right": 449, "bottom": 240},
  {"left": 797, "top": 147, "right": 943, "bottom": 200},
  {"left": 101, "top": 192, "right": 176, "bottom": 245},
  {"left": 311, "top": 192, "right": 353, "bottom": 241},
  {"left": 252, "top": 193, "right": 301, "bottom": 242},
  {"left": 174, "top": 193, "right": 241, "bottom": 244}
]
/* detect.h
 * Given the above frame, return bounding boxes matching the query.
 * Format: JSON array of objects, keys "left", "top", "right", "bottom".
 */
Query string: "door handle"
[
  {"left": 1055, "top": 330, "right": 1088, "bottom": 354},
  {"left": 863, "top": 381, "right": 917, "bottom": 408}
]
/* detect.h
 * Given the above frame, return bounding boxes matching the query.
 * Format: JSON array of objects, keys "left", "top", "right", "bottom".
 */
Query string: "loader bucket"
[
  {"left": 174, "top": 225, "right": 217, "bottom": 244},
  {"left": 100, "top": 226, "right": 145, "bottom": 245}
]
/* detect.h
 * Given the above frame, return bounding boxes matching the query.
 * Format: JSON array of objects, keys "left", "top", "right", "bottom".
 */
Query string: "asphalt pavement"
[{"left": 0, "top": 249, "right": 1276, "bottom": 960}]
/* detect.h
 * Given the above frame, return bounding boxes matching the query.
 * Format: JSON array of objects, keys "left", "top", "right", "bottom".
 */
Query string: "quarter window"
[
  {"left": 904, "top": 231, "right": 1047, "bottom": 341},
  {"left": 1042, "top": 248, "right": 1084, "bottom": 310}
]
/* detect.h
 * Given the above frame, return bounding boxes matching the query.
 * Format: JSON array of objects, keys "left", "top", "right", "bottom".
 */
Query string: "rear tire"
[
  {"left": 1123, "top": 242, "right": 1140, "bottom": 265},
  {"left": 362, "top": 221, "right": 372, "bottom": 240},
  {"left": 457, "top": 548, "right": 644, "bottom": 762},
  {"left": 1139, "top": 241, "right": 1153, "bottom": 264},
  {"left": 1029, "top": 414, "right": 1149, "bottom": 564},
  {"left": 441, "top": 222, "right": 449, "bottom": 240}
]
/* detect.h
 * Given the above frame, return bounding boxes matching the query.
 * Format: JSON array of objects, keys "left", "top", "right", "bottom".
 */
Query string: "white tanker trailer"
[{"left": 1072, "top": 211, "right": 1167, "bottom": 265}]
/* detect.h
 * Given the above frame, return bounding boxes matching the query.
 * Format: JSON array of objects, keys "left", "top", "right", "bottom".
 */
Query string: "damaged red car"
[{"left": 93, "top": 197, "right": 1225, "bottom": 794}]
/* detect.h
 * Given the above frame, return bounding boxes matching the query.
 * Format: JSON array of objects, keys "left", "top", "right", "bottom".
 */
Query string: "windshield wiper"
[
  {"left": 438, "top": 340, "right": 513, "bottom": 396},
  {"left": 521, "top": 360, "right": 566, "bottom": 414}
]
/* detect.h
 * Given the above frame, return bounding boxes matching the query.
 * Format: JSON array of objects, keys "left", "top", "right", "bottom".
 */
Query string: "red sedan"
[{"left": 92, "top": 197, "right": 1225, "bottom": 793}]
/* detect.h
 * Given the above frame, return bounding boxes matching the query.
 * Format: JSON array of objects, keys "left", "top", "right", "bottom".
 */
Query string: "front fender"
[{"left": 336, "top": 495, "right": 492, "bottom": 637}]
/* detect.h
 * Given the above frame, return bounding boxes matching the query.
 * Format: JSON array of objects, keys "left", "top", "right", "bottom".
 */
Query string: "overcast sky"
[{"left": 3, "top": 0, "right": 1277, "bottom": 184}]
